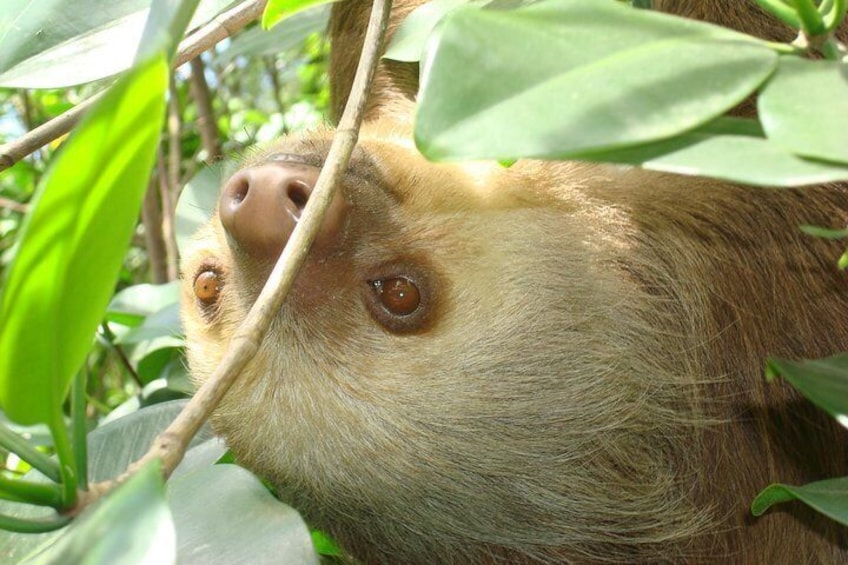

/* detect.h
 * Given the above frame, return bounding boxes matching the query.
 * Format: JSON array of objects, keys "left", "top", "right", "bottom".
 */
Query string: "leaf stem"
[
  {"left": 48, "top": 417, "right": 76, "bottom": 509},
  {"left": 823, "top": 0, "right": 847, "bottom": 31},
  {"left": 0, "top": 512, "right": 71, "bottom": 533},
  {"left": 71, "top": 369, "right": 88, "bottom": 491},
  {"left": 0, "top": 475, "right": 63, "bottom": 508},
  {"left": 752, "top": 0, "right": 803, "bottom": 29},
  {"left": 0, "top": 425, "right": 61, "bottom": 483},
  {"left": 791, "top": 0, "right": 827, "bottom": 35}
]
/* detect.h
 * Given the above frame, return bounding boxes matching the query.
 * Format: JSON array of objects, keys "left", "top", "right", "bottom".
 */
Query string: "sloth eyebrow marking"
[{"left": 262, "top": 146, "right": 402, "bottom": 204}]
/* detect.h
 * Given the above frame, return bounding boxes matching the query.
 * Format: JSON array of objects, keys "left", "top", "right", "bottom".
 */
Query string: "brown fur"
[{"left": 182, "top": 2, "right": 848, "bottom": 563}]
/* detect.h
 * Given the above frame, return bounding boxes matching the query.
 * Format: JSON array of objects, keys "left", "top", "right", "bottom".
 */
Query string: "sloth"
[{"left": 181, "top": 1, "right": 848, "bottom": 563}]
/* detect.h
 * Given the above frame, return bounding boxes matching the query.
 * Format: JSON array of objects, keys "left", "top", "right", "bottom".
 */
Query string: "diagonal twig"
[{"left": 82, "top": 0, "right": 393, "bottom": 503}]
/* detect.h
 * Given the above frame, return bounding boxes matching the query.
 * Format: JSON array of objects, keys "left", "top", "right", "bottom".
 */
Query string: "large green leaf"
[
  {"left": 415, "top": 0, "right": 778, "bottom": 161},
  {"left": 0, "top": 0, "right": 232, "bottom": 88},
  {"left": 759, "top": 57, "right": 848, "bottom": 166},
  {"left": 23, "top": 459, "right": 175, "bottom": 565},
  {"left": 752, "top": 477, "right": 848, "bottom": 526},
  {"left": 0, "top": 56, "right": 168, "bottom": 426},
  {"left": 168, "top": 464, "right": 319, "bottom": 564},
  {"left": 582, "top": 117, "right": 848, "bottom": 187},
  {"left": 765, "top": 354, "right": 848, "bottom": 422}
]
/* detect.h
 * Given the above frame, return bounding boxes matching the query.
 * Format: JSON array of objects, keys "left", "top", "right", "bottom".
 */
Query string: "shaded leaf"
[
  {"left": 416, "top": 0, "right": 777, "bottom": 161},
  {"left": 0, "top": 56, "right": 168, "bottom": 426},
  {"left": 175, "top": 161, "right": 227, "bottom": 257},
  {"left": 219, "top": 6, "right": 330, "bottom": 64},
  {"left": 169, "top": 464, "right": 319, "bottom": 564},
  {"left": 766, "top": 354, "right": 848, "bottom": 423},
  {"left": 116, "top": 303, "right": 183, "bottom": 345},
  {"left": 0, "top": 0, "right": 233, "bottom": 88},
  {"left": 759, "top": 57, "right": 848, "bottom": 166},
  {"left": 752, "top": 477, "right": 848, "bottom": 526},
  {"left": 106, "top": 282, "right": 181, "bottom": 327}
]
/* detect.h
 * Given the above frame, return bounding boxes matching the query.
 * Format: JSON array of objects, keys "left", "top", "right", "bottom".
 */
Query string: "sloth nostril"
[{"left": 287, "top": 180, "right": 311, "bottom": 216}]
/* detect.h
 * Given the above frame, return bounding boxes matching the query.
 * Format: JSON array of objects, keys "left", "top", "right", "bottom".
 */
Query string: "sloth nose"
[{"left": 218, "top": 163, "right": 344, "bottom": 262}]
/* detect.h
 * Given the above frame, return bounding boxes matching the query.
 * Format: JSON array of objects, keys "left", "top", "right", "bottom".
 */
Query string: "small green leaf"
[
  {"left": 0, "top": 55, "right": 167, "bottom": 426},
  {"left": 839, "top": 250, "right": 848, "bottom": 270},
  {"left": 24, "top": 459, "right": 175, "bottom": 565},
  {"left": 759, "top": 57, "right": 848, "bottom": 166},
  {"left": 752, "top": 477, "right": 848, "bottom": 526},
  {"left": 800, "top": 225, "right": 848, "bottom": 240},
  {"left": 311, "top": 529, "right": 343, "bottom": 556},
  {"left": 765, "top": 354, "right": 848, "bottom": 421},
  {"left": 262, "top": 0, "right": 338, "bottom": 30},
  {"left": 416, "top": 0, "right": 778, "bottom": 161}
]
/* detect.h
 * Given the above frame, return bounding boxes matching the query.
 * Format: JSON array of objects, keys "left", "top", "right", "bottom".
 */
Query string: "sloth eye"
[
  {"left": 364, "top": 268, "right": 434, "bottom": 334},
  {"left": 194, "top": 269, "right": 223, "bottom": 305},
  {"left": 370, "top": 277, "right": 420, "bottom": 316}
]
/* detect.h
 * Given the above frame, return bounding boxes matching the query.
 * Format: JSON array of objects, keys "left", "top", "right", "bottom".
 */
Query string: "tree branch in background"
[
  {"left": 264, "top": 55, "right": 287, "bottom": 118},
  {"left": 118, "top": 0, "right": 393, "bottom": 484},
  {"left": 141, "top": 161, "right": 170, "bottom": 284},
  {"left": 0, "top": 0, "right": 267, "bottom": 174},
  {"left": 189, "top": 57, "right": 224, "bottom": 162},
  {"left": 0, "top": 197, "right": 29, "bottom": 214},
  {"left": 163, "top": 77, "right": 182, "bottom": 281}
]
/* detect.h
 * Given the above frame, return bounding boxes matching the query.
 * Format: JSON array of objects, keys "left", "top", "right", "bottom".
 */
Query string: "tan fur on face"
[{"left": 182, "top": 2, "right": 848, "bottom": 563}]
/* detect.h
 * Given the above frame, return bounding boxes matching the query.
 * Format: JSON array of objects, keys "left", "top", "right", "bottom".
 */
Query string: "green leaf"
[
  {"left": 582, "top": 117, "right": 848, "bottom": 187},
  {"left": 218, "top": 7, "right": 330, "bottom": 64},
  {"left": 0, "top": 55, "right": 167, "bottom": 426},
  {"left": 311, "top": 529, "right": 342, "bottom": 556},
  {"left": 752, "top": 477, "right": 848, "bottom": 526},
  {"left": 765, "top": 354, "right": 848, "bottom": 421},
  {"left": 168, "top": 464, "right": 319, "bottom": 564},
  {"left": 262, "top": 0, "right": 338, "bottom": 30},
  {"left": 106, "top": 282, "right": 181, "bottom": 327},
  {"left": 384, "top": 0, "right": 472, "bottom": 62},
  {"left": 416, "top": 0, "right": 778, "bottom": 161},
  {"left": 24, "top": 459, "right": 175, "bottom": 565},
  {"left": 0, "top": 0, "right": 233, "bottom": 88},
  {"left": 759, "top": 57, "right": 848, "bottom": 166},
  {"left": 135, "top": 0, "right": 203, "bottom": 63},
  {"left": 175, "top": 161, "right": 228, "bottom": 256}
]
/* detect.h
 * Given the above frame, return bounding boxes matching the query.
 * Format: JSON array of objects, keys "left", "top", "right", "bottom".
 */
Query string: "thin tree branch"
[
  {"left": 122, "top": 0, "right": 393, "bottom": 483},
  {"left": 163, "top": 77, "right": 182, "bottom": 281},
  {"left": 142, "top": 157, "right": 169, "bottom": 284},
  {"left": 189, "top": 57, "right": 224, "bottom": 162},
  {"left": 0, "top": 0, "right": 267, "bottom": 173}
]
